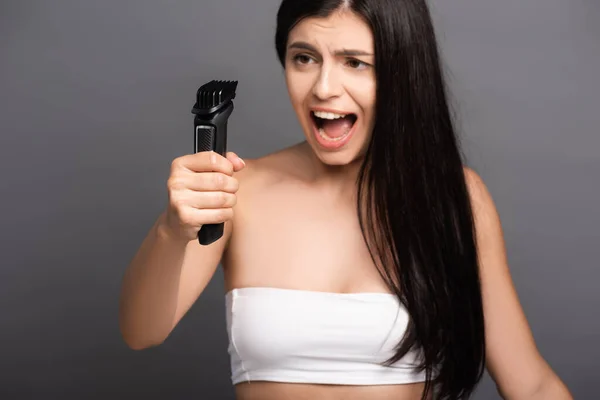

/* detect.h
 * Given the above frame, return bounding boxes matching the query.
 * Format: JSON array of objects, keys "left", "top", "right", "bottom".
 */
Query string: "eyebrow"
[{"left": 288, "top": 41, "right": 373, "bottom": 57}]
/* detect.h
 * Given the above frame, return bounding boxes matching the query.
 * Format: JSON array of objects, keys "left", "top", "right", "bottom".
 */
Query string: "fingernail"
[{"left": 239, "top": 158, "right": 246, "bottom": 166}]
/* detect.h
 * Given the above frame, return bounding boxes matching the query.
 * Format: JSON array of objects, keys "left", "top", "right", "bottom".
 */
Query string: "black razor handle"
[{"left": 192, "top": 80, "right": 238, "bottom": 245}]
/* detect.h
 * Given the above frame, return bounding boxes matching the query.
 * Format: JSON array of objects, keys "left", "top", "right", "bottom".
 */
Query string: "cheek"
[
  {"left": 285, "top": 70, "right": 313, "bottom": 108},
  {"left": 349, "top": 79, "right": 376, "bottom": 119},
  {"left": 344, "top": 69, "right": 375, "bottom": 99},
  {"left": 361, "top": 80, "right": 376, "bottom": 118}
]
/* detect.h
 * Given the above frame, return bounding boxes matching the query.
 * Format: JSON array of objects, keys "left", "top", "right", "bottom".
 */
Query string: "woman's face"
[{"left": 284, "top": 10, "right": 376, "bottom": 167}]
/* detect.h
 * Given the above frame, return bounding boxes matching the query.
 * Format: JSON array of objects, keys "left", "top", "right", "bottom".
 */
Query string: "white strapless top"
[{"left": 225, "top": 286, "right": 428, "bottom": 385}]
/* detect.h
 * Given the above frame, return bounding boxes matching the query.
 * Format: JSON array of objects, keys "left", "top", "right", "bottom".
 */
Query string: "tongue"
[{"left": 320, "top": 117, "right": 353, "bottom": 138}]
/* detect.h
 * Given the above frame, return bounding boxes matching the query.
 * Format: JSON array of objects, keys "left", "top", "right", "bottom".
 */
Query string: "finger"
[
  {"left": 187, "top": 190, "right": 237, "bottom": 209},
  {"left": 177, "top": 151, "right": 234, "bottom": 175},
  {"left": 183, "top": 172, "right": 239, "bottom": 193},
  {"left": 226, "top": 151, "right": 246, "bottom": 172},
  {"left": 183, "top": 207, "right": 233, "bottom": 226},
  {"left": 172, "top": 172, "right": 238, "bottom": 193}
]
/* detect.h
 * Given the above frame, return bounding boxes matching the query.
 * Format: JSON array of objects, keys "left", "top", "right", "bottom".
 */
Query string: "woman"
[{"left": 119, "top": 0, "right": 573, "bottom": 399}]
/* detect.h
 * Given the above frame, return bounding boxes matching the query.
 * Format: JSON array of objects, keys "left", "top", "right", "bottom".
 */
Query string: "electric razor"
[{"left": 191, "top": 79, "right": 238, "bottom": 245}]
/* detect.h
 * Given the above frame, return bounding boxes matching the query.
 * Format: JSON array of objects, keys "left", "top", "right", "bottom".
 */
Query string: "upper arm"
[{"left": 463, "top": 167, "right": 551, "bottom": 398}]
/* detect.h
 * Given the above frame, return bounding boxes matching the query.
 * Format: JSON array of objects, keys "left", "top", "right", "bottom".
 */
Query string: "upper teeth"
[{"left": 313, "top": 110, "right": 347, "bottom": 120}]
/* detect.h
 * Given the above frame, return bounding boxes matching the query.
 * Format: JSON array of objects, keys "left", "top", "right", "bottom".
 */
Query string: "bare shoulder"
[
  {"left": 461, "top": 166, "right": 511, "bottom": 280},
  {"left": 234, "top": 141, "right": 311, "bottom": 194},
  {"left": 222, "top": 142, "right": 308, "bottom": 268},
  {"left": 463, "top": 167, "right": 493, "bottom": 210},
  {"left": 462, "top": 166, "right": 502, "bottom": 233},
  {"left": 227, "top": 141, "right": 310, "bottom": 231}
]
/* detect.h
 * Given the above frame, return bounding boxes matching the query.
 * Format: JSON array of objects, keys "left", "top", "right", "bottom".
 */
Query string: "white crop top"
[{"left": 225, "top": 286, "right": 428, "bottom": 385}]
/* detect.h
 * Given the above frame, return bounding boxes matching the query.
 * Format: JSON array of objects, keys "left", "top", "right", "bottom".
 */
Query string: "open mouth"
[{"left": 310, "top": 110, "right": 358, "bottom": 142}]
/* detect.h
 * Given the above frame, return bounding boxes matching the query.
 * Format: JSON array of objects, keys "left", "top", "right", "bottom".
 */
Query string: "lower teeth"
[{"left": 318, "top": 128, "right": 350, "bottom": 142}]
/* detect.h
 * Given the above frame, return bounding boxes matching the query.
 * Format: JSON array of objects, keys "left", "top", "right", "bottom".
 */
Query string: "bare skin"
[
  {"left": 119, "top": 7, "right": 572, "bottom": 400},
  {"left": 234, "top": 379, "right": 426, "bottom": 400},
  {"left": 224, "top": 142, "right": 428, "bottom": 400},
  {"left": 228, "top": 141, "right": 571, "bottom": 400}
]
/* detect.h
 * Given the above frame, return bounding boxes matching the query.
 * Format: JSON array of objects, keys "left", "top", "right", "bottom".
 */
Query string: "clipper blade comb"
[{"left": 191, "top": 79, "right": 238, "bottom": 245}]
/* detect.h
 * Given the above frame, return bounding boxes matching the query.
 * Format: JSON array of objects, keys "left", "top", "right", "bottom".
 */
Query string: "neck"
[{"left": 299, "top": 141, "right": 364, "bottom": 200}]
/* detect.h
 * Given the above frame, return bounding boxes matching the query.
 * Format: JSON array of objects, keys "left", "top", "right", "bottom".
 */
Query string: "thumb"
[{"left": 226, "top": 151, "right": 246, "bottom": 172}]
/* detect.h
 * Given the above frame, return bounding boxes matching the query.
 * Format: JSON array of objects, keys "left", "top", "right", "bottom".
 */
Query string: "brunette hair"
[{"left": 275, "top": 1, "right": 486, "bottom": 399}]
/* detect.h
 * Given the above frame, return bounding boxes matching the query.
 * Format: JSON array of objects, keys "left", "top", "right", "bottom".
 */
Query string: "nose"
[{"left": 311, "top": 62, "right": 343, "bottom": 100}]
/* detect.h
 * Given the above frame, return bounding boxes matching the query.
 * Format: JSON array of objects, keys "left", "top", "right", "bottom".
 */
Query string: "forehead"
[{"left": 287, "top": 10, "right": 373, "bottom": 51}]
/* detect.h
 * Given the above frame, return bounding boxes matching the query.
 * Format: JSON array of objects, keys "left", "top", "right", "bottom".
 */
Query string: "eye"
[
  {"left": 346, "top": 58, "right": 369, "bottom": 70},
  {"left": 292, "top": 54, "right": 315, "bottom": 65}
]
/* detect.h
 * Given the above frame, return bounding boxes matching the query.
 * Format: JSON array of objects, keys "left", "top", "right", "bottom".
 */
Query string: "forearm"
[{"left": 118, "top": 212, "right": 189, "bottom": 349}]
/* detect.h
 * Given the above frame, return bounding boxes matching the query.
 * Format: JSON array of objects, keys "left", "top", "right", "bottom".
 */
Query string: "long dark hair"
[{"left": 275, "top": 0, "right": 486, "bottom": 399}]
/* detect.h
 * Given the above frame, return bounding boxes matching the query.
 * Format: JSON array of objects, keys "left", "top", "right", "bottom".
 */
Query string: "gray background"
[{"left": 0, "top": 0, "right": 597, "bottom": 399}]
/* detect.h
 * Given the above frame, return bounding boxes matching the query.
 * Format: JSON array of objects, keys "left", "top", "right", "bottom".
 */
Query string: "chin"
[
  {"left": 315, "top": 150, "right": 356, "bottom": 166},
  {"left": 305, "top": 136, "right": 367, "bottom": 167}
]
